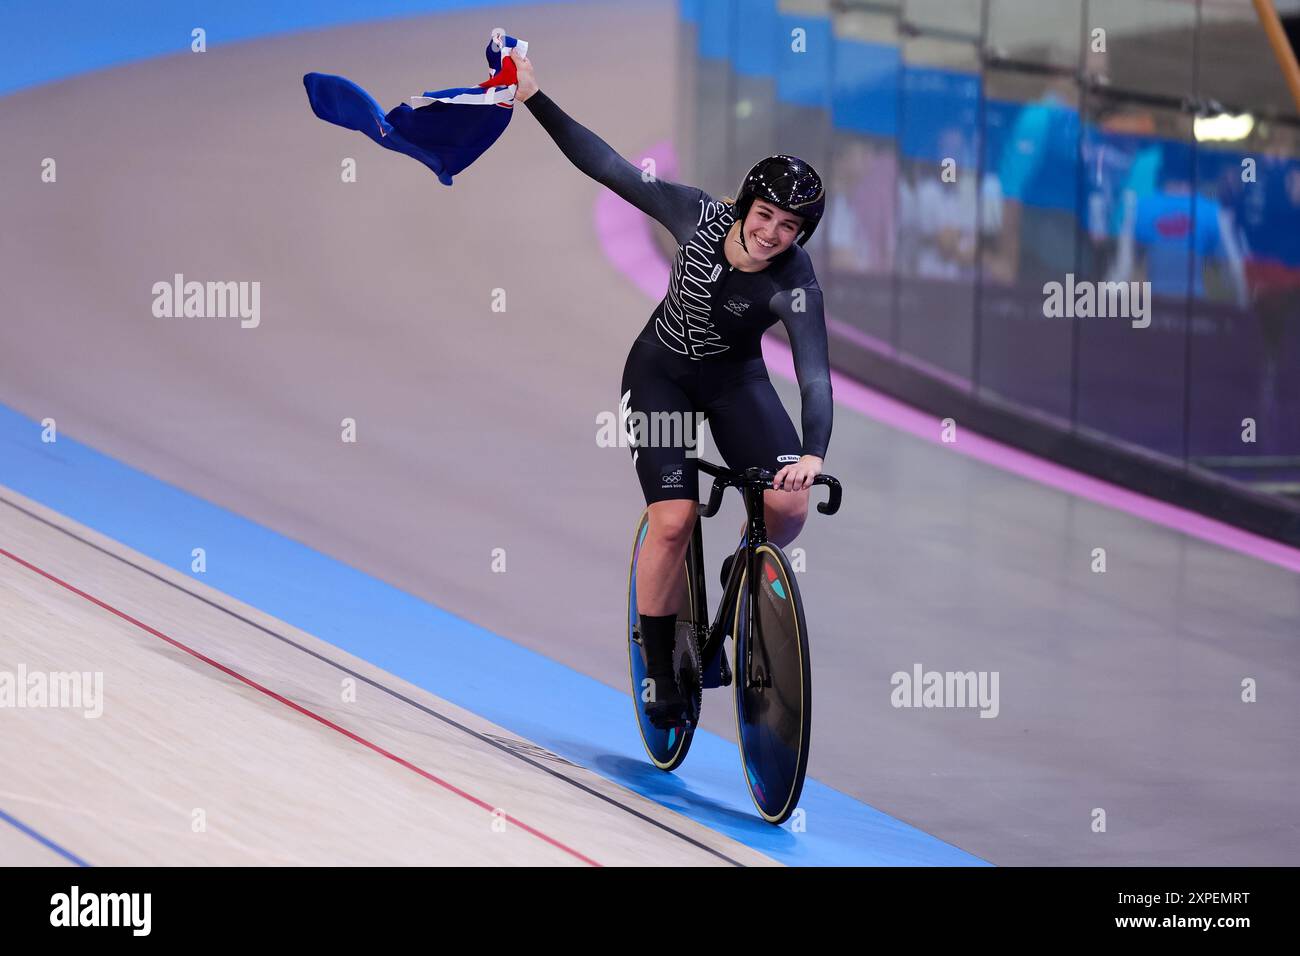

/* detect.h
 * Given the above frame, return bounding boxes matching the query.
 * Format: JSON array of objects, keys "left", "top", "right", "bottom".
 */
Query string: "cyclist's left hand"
[
  {"left": 773, "top": 455, "right": 822, "bottom": 492},
  {"left": 511, "top": 48, "right": 538, "bottom": 102}
]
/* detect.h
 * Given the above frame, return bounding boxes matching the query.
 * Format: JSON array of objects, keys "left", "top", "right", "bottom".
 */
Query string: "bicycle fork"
[{"left": 740, "top": 469, "right": 773, "bottom": 691}]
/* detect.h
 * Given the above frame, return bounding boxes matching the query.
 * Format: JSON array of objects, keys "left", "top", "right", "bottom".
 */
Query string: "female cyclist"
[{"left": 512, "top": 50, "right": 833, "bottom": 728}]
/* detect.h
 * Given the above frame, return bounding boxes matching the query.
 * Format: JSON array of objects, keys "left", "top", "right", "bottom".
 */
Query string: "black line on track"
[{"left": 0, "top": 494, "right": 748, "bottom": 867}]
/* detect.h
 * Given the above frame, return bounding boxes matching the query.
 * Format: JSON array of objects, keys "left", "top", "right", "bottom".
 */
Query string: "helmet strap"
[{"left": 732, "top": 203, "right": 749, "bottom": 254}]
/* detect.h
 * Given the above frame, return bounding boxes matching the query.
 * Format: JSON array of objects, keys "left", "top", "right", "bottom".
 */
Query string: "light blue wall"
[{"left": 0, "top": 0, "right": 587, "bottom": 96}]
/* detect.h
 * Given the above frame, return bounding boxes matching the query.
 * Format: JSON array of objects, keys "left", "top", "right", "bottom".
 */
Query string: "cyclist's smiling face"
[{"left": 743, "top": 200, "right": 803, "bottom": 259}]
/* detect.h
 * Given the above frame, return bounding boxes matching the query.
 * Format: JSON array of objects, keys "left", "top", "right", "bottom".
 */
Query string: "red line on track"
[{"left": 0, "top": 546, "right": 601, "bottom": 867}]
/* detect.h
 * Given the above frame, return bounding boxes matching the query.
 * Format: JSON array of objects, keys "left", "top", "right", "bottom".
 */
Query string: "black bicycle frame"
[
  {"left": 692, "top": 463, "right": 771, "bottom": 689},
  {"left": 689, "top": 459, "right": 841, "bottom": 688}
]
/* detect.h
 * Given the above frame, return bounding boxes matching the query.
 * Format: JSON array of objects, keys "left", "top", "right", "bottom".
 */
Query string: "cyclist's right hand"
[{"left": 511, "top": 48, "right": 538, "bottom": 102}]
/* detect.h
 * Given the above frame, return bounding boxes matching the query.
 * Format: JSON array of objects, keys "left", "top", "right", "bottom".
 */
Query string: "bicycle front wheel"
[{"left": 731, "top": 542, "right": 811, "bottom": 824}]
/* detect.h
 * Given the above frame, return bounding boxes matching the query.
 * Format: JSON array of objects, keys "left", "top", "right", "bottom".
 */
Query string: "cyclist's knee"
[
  {"left": 766, "top": 489, "right": 808, "bottom": 522},
  {"left": 647, "top": 498, "right": 696, "bottom": 549},
  {"left": 764, "top": 489, "right": 808, "bottom": 543}
]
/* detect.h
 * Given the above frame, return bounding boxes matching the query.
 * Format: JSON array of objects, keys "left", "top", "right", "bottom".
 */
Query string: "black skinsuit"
[{"left": 525, "top": 91, "right": 833, "bottom": 503}]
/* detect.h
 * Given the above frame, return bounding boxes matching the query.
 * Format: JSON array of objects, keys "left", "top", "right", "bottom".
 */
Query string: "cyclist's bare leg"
[
  {"left": 637, "top": 499, "right": 696, "bottom": 615},
  {"left": 765, "top": 487, "right": 810, "bottom": 546},
  {"left": 736, "top": 487, "right": 810, "bottom": 549}
]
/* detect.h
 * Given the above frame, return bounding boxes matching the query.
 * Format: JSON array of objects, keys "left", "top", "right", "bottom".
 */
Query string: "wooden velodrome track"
[
  {"left": 0, "top": 487, "right": 771, "bottom": 866},
  {"left": 1, "top": 0, "right": 1298, "bottom": 866}
]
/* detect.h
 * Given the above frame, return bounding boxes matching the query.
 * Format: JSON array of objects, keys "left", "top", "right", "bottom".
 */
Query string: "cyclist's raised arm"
[
  {"left": 771, "top": 277, "right": 833, "bottom": 460},
  {"left": 521, "top": 89, "right": 705, "bottom": 242}
]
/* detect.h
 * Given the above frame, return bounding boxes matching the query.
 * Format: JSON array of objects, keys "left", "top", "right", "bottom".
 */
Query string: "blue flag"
[{"left": 304, "top": 29, "right": 528, "bottom": 185}]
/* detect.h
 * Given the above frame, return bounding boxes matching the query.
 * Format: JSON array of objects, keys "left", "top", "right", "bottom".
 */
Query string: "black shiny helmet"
[{"left": 733, "top": 154, "right": 826, "bottom": 248}]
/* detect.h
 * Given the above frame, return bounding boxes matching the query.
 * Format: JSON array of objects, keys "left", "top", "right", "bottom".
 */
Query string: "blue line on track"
[{"left": 0, "top": 805, "right": 91, "bottom": 866}]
